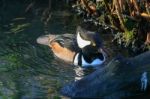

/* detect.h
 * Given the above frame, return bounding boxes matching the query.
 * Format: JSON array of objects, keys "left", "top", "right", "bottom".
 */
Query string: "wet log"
[{"left": 61, "top": 51, "right": 150, "bottom": 99}]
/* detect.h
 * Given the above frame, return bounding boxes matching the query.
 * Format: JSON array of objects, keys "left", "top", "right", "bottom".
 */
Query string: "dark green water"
[{"left": 0, "top": 1, "right": 79, "bottom": 98}]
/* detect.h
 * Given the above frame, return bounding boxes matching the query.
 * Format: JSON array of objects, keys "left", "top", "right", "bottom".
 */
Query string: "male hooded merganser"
[
  {"left": 73, "top": 45, "right": 105, "bottom": 67},
  {"left": 37, "top": 29, "right": 106, "bottom": 67},
  {"left": 76, "top": 26, "right": 102, "bottom": 49},
  {"left": 75, "top": 25, "right": 105, "bottom": 66}
]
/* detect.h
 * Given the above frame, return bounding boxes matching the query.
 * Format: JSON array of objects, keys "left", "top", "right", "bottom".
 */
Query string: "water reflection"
[{"left": 74, "top": 66, "right": 97, "bottom": 81}]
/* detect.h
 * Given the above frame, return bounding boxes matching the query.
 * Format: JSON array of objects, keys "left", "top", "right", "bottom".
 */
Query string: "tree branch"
[{"left": 61, "top": 51, "right": 150, "bottom": 98}]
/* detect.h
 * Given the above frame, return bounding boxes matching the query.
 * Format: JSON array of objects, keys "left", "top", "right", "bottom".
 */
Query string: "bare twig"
[
  {"left": 141, "top": 12, "right": 150, "bottom": 20},
  {"left": 114, "top": 0, "right": 126, "bottom": 31},
  {"left": 80, "top": 0, "right": 97, "bottom": 14}
]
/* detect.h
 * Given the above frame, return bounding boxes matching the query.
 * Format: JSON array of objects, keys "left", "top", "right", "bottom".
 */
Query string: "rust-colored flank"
[{"left": 49, "top": 42, "right": 76, "bottom": 62}]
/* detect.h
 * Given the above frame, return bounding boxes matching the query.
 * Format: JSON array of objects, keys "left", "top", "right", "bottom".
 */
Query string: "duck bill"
[{"left": 37, "top": 34, "right": 56, "bottom": 46}]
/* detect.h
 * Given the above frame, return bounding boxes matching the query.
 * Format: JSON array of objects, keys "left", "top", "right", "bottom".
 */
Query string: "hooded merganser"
[
  {"left": 37, "top": 33, "right": 106, "bottom": 67},
  {"left": 73, "top": 45, "right": 105, "bottom": 67},
  {"left": 76, "top": 26, "right": 102, "bottom": 49},
  {"left": 74, "top": 21, "right": 104, "bottom": 49}
]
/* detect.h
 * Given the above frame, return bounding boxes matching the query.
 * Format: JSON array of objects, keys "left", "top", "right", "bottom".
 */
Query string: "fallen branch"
[{"left": 61, "top": 51, "right": 150, "bottom": 98}]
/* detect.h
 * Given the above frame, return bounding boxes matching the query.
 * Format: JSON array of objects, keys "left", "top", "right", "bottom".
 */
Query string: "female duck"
[{"left": 37, "top": 34, "right": 80, "bottom": 63}]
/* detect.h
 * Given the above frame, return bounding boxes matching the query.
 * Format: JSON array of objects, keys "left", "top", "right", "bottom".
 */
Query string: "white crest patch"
[{"left": 77, "top": 32, "right": 91, "bottom": 48}]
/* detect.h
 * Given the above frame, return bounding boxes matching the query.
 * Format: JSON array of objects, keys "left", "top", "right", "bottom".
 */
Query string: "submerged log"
[{"left": 61, "top": 51, "right": 150, "bottom": 99}]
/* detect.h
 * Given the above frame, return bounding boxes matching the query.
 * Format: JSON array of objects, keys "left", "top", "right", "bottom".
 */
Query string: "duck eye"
[{"left": 92, "top": 42, "right": 96, "bottom": 46}]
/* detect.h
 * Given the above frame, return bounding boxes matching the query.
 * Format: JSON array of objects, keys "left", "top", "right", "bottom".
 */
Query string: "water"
[
  {"left": 0, "top": 1, "right": 128, "bottom": 99},
  {"left": 0, "top": 2, "right": 79, "bottom": 98}
]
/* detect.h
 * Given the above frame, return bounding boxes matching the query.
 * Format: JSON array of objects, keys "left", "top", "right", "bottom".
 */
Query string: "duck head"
[
  {"left": 36, "top": 34, "right": 56, "bottom": 46},
  {"left": 76, "top": 26, "right": 102, "bottom": 49}
]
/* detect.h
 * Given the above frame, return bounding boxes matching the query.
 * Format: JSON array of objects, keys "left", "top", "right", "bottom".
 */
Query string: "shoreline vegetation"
[
  {"left": 71, "top": 0, "right": 150, "bottom": 55},
  {"left": 1, "top": 0, "right": 149, "bottom": 55}
]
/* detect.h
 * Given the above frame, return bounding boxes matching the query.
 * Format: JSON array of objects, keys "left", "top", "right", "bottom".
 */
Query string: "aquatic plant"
[
  {"left": 10, "top": 23, "right": 30, "bottom": 34},
  {"left": 123, "top": 30, "right": 135, "bottom": 46}
]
